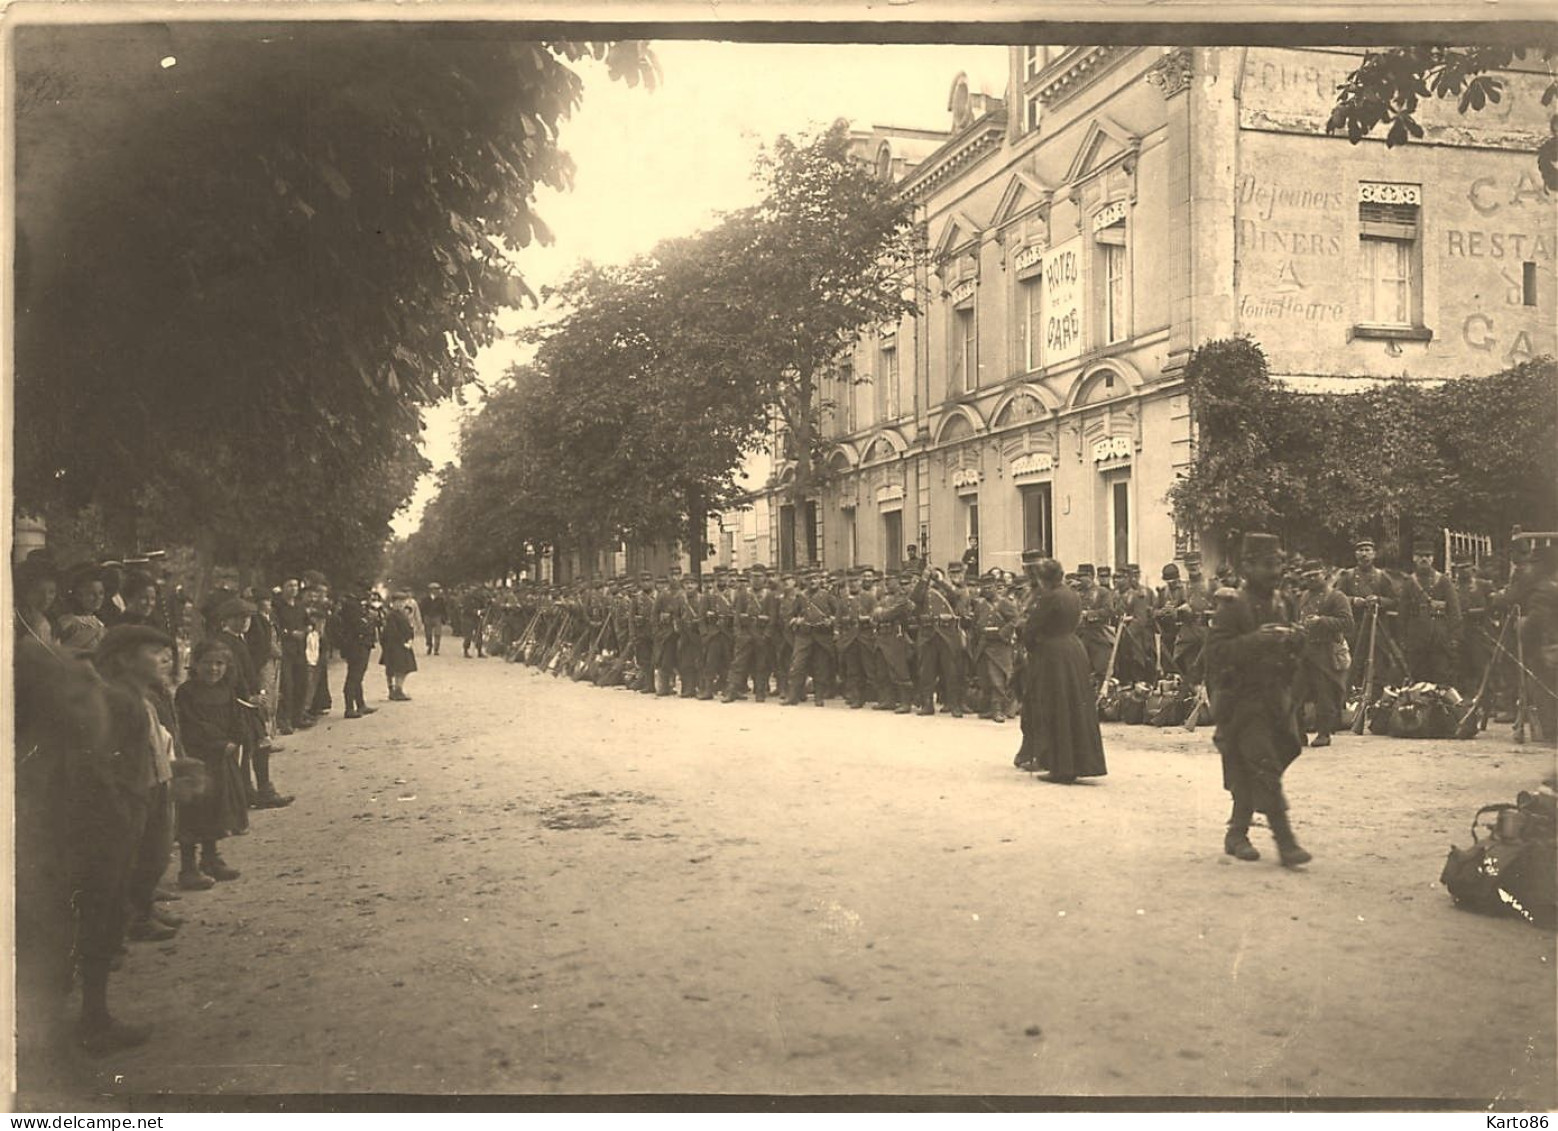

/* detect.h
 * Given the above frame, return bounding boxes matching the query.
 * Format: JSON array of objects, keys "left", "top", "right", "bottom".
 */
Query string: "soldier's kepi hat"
[
  {"left": 1126, "top": 563, "right": 1141, "bottom": 573},
  {"left": 1183, "top": 551, "right": 1203, "bottom": 567},
  {"left": 1020, "top": 548, "right": 1045, "bottom": 565},
  {"left": 1241, "top": 532, "right": 1283, "bottom": 560},
  {"left": 668, "top": 564, "right": 683, "bottom": 575},
  {"left": 639, "top": 571, "right": 653, "bottom": 581},
  {"left": 946, "top": 561, "right": 965, "bottom": 574},
  {"left": 1301, "top": 558, "right": 1326, "bottom": 574},
  {"left": 1354, "top": 538, "right": 1376, "bottom": 551},
  {"left": 1077, "top": 563, "right": 1095, "bottom": 577},
  {"left": 1097, "top": 565, "right": 1113, "bottom": 577},
  {"left": 1412, "top": 538, "right": 1437, "bottom": 556}
]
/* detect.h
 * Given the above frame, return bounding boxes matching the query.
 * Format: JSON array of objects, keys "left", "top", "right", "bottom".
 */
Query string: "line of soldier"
[
  {"left": 446, "top": 532, "right": 1542, "bottom": 740},
  {"left": 464, "top": 556, "right": 1221, "bottom": 721}
]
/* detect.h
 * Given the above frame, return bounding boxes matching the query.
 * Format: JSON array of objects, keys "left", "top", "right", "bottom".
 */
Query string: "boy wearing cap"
[{"left": 1205, "top": 533, "right": 1312, "bottom": 866}]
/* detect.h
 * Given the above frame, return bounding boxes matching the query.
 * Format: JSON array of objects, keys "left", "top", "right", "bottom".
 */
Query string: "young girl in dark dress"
[{"left": 174, "top": 640, "right": 250, "bottom": 889}]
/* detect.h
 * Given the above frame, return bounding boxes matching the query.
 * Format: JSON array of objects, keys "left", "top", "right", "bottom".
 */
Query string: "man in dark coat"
[
  {"left": 834, "top": 568, "right": 874, "bottom": 709},
  {"left": 1206, "top": 533, "right": 1311, "bottom": 866},
  {"left": 700, "top": 568, "right": 736, "bottom": 701}
]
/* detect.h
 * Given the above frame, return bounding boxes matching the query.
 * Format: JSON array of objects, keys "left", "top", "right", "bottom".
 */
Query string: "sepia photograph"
[{"left": 7, "top": 0, "right": 1557, "bottom": 1113}]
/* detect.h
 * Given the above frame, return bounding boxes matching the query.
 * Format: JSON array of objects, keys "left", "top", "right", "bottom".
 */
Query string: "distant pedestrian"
[
  {"left": 1013, "top": 557, "right": 1107, "bottom": 783},
  {"left": 420, "top": 583, "right": 448, "bottom": 656}
]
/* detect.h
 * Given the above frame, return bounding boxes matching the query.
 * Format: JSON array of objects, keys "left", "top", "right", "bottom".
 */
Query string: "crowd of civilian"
[{"left": 13, "top": 550, "right": 427, "bottom": 1058}]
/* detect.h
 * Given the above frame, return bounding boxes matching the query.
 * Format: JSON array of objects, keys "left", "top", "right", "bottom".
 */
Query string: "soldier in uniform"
[
  {"left": 675, "top": 571, "right": 704, "bottom": 699},
  {"left": 912, "top": 561, "right": 966, "bottom": 718},
  {"left": 1336, "top": 538, "right": 1402, "bottom": 693},
  {"left": 1453, "top": 558, "right": 1495, "bottom": 698},
  {"left": 1118, "top": 564, "right": 1157, "bottom": 684},
  {"left": 973, "top": 570, "right": 1019, "bottom": 723},
  {"left": 785, "top": 567, "right": 837, "bottom": 706},
  {"left": 752, "top": 566, "right": 780, "bottom": 702},
  {"left": 870, "top": 571, "right": 916, "bottom": 713},
  {"left": 1292, "top": 559, "right": 1355, "bottom": 746},
  {"left": 1400, "top": 538, "right": 1462, "bottom": 687},
  {"left": 652, "top": 566, "right": 682, "bottom": 696},
  {"left": 1154, "top": 563, "right": 1184, "bottom": 673},
  {"left": 1167, "top": 553, "right": 1215, "bottom": 685},
  {"left": 724, "top": 569, "right": 760, "bottom": 702},
  {"left": 858, "top": 568, "right": 883, "bottom": 707},
  {"left": 700, "top": 567, "right": 736, "bottom": 701},
  {"left": 1075, "top": 565, "right": 1116, "bottom": 684},
  {"left": 834, "top": 568, "right": 874, "bottom": 709},
  {"left": 1206, "top": 532, "right": 1312, "bottom": 867},
  {"left": 630, "top": 572, "right": 656, "bottom": 693},
  {"left": 774, "top": 572, "right": 797, "bottom": 702},
  {"left": 1522, "top": 544, "right": 1558, "bottom": 744}
]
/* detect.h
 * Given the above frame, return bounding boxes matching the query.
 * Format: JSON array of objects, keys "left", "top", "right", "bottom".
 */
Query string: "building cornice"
[
  {"left": 1031, "top": 45, "right": 1134, "bottom": 108},
  {"left": 900, "top": 117, "right": 1008, "bottom": 201}
]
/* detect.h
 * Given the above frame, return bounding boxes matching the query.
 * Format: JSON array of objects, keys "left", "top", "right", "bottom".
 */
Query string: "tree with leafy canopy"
[
  {"left": 14, "top": 23, "right": 656, "bottom": 592},
  {"left": 1328, "top": 45, "right": 1558, "bottom": 189},
  {"left": 716, "top": 120, "right": 923, "bottom": 521},
  {"left": 1170, "top": 338, "right": 1557, "bottom": 561}
]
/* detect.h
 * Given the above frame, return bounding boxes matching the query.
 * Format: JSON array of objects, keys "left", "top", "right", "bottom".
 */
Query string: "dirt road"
[{"left": 25, "top": 641, "right": 1558, "bottom": 1104}]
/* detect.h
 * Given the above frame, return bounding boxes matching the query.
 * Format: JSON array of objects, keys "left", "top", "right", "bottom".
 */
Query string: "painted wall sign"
[
  {"left": 1010, "top": 452, "right": 1055, "bottom": 479},
  {"left": 1092, "top": 435, "right": 1132, "bottom": 463},
  {"left": 1043, "top": 237, "right": 1084, "bottom": 365},
  {"left": 1092, "top": 200, "right": 1127, "bottom": 232},
  {"left": 1358, "top": 182, "right": 1421, "bottom": 206},
  {"left": 1013, "top": 243, "right": 1045, "bottom": 274}
]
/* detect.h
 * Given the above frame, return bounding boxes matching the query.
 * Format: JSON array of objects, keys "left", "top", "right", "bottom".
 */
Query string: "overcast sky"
[{"left": 393, "top": 41, "right": 1010, "bottom": 537}]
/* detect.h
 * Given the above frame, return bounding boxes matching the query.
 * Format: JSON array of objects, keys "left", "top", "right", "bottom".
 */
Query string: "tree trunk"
[{"left": 686, "top": 484, "right": 706, "bottom": 579}]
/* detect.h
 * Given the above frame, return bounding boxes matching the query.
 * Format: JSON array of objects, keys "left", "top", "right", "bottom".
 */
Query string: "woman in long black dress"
[
  {"left": 379, "top": 593, "right": 418, "bottom": 701},
  {"left": 1015, "top": 558, "right": 1108, "bottom": 782}
]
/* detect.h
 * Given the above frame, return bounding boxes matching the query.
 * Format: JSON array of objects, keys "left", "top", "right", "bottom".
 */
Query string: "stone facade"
[{"left": 711, "top": 46, "right": 1555, "bottom": 578}]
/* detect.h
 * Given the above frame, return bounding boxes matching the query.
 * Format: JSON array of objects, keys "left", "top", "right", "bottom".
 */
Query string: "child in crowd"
[{"left": 173, "top": 640, "right": 250, "bottom": 888}]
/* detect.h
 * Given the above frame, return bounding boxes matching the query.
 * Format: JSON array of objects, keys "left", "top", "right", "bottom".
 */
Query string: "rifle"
[
  {"left": 1182, "top": 682, "right": 1211, "bottom": 733},
  {"left": 1514, "top": 603, "right": 1529, "bottom": 745},
  {"left": 1350, "top": 604, "right": 1379, "bottom": 736},
  {"left": 510, "top": 609, "right": 542, "bottom": 662},
  {"left": 1097, "top": 614, "right": 1127, "bottom": 704},
  {"left": 1455, "top": 614, "right": 1513, "bottom": 739}
]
